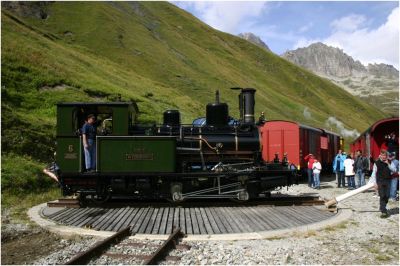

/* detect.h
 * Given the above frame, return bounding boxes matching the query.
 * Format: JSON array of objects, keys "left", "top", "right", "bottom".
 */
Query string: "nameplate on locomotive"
[{"left": 125, "top": 148, "right": 154, "bottom": 161}]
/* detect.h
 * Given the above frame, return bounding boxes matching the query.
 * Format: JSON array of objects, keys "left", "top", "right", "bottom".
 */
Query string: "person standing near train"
[
  {"left": 304, "top": 153, "right": 315, "bottom": 188},
  {"left": 82, "top": 114, "right": 97, "bottom": 172},
  {"left": 312, "top": 159, "right": 322, "bottom": 189},
  {"left": 333, "top": 150, "right": 346, "bottom": 188},
  {"left": 370, "top": 149, "right": 397, "bottom": 218},
  {"left": 388, "top": 152, "right": 399, "bottom": 202},
  {"left": 354, "top": 150, "right": 369, "bottom": 188},
  {"left": 344, "top": 155, "right": 356, "bottom": 189}
]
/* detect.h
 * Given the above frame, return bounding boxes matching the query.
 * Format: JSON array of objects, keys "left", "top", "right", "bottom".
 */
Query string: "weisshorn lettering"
[{"left": 125, "top": 153, "right": 154, "bottom": 161}]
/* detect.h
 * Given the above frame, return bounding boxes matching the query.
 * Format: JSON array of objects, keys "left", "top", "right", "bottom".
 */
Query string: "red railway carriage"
[
  {"left": 350, "top": 117, "right": 399, "bottom": 166},
  {"left": 260, "top": 120, "right": 342, "bottom": 171}
]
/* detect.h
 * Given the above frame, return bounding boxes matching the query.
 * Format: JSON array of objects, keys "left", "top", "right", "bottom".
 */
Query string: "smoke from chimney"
[
  {"left": 325, "top": 116, "right": 360, "bottom": 139},
  {"left": 303, "top": 107, "right": 312, "bottom": 120}
]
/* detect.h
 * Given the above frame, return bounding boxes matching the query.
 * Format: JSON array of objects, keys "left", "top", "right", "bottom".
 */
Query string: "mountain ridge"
[{"left": 282, "top": 42, "right": 399, "bottom": 114}]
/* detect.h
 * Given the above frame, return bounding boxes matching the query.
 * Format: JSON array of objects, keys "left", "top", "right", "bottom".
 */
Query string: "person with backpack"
[{"left": 354, "top": 150, "right": 369, "bottom": 188}]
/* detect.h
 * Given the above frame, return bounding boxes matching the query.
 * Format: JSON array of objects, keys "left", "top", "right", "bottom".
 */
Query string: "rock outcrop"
[{"left": 238, "top": 32, "right": 271, "bottom": 51}]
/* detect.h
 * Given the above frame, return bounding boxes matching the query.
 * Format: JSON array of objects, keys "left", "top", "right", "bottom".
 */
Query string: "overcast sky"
[{"left": 173, "top": 1, "right": 399, "bottom": 69}]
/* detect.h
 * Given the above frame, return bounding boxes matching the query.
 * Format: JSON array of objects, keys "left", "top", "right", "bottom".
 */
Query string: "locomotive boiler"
[{"left": 55, "top": 88, "right": 295, "bottom": 202}]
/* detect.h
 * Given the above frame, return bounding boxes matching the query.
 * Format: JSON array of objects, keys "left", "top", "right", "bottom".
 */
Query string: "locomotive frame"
[{"left": 56, "top": 88, "right": 296, "bottom": 202}]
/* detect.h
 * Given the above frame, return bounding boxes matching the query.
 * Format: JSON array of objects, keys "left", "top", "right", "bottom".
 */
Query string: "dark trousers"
[
  {"left": 378, "top": 179, "right": 391, "bottom": 214},
  {"left": 337, "top": 171, "right": 345, "bottom": 187},
  {"left": 307, "top": 168, "right": 314, "bottom": 187}
]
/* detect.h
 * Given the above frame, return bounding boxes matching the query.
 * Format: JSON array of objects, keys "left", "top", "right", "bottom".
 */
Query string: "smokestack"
[
  {"left": 241, "top": 88, "right": 256, "bottom": 124},
  {"left": 215, "top": 90, "right": 220, "bottom": 104}
]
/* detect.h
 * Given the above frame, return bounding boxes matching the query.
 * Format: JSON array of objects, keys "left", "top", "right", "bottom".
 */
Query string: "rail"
[
  {"left": 143, "top": 228, "right": 185, "bottom": 265},
  {"left": 66, "top": 226, "right": 131, "bottom": 265},
  {"left": 65, "top": 227, "right": 186, "bottom": 265}
]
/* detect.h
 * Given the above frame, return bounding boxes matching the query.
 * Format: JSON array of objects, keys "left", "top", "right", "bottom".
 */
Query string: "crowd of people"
[{"left": 305, "top": 148, "right": 399, "bottom": 218}]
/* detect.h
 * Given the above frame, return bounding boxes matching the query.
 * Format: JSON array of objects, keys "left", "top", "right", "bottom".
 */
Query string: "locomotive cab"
[{"left": 56, "top": 102, "right": 138, "bottom": 174}]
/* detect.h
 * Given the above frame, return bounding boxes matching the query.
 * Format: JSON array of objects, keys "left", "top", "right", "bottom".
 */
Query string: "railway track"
[
  {"left": 47, "top": 195, "right": 326, "bottom": 209},
  {"left": 66, "top": 227, "right": 189, "bottom": 265}
]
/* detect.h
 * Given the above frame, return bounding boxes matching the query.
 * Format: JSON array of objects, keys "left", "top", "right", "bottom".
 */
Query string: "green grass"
[
  {"left": 1, "top": 152, "right": 62, "bottom": 222},
  {"left": 1, "top": 1, "right": 387, "bottom": 207},
  {"left": 2, "top": 188, "right": 61, "bottom": 223},
  {"left": 375, "top": 254, "right": 392, "bottom": 262}
]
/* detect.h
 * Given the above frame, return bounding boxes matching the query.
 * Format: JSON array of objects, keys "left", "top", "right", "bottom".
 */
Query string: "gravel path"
[
  {"left": 32, "top": 176, "right": 398, "bottom": 265},
  {"left": 177, "top": 177, "right": 399, "bottom": 265}
]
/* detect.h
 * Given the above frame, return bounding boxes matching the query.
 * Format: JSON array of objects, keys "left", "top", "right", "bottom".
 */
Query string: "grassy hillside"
[{"left": 1, "top": 2, "right": 386, "bottom": 197}]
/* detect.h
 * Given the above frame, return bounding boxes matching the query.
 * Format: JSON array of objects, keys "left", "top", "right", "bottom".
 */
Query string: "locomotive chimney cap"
[
  {"left": 242, "top": 88, "right": 256, "bottom": 92},
  {"left": 230, "top": 87, "right": 256, "bottom": 92}
]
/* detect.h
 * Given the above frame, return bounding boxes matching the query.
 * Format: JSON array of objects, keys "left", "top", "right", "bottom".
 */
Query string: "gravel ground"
[
  {"left": 176, "top": 176, "right": 399, "bottom": 265},
  {"left": 33, "top": 236, "right": 99, "bottom": 265},
  {"left": 20, "top": 176, "right": 400, "bottom": 265}
]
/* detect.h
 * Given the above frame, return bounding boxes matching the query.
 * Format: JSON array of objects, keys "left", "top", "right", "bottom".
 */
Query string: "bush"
[{"left": 1, "top": 153, "right": 55, "bottom": 194}]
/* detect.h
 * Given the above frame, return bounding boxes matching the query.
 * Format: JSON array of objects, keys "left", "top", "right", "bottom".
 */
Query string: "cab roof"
[{"left": 57, "top": 102, "right": 134, "bottom": 106}]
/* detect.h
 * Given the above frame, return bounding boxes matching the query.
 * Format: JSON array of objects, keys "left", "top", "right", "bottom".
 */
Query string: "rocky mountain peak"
[
  {"left": 367, "top": 63, "right": 399, "bottom": 78},
  {"left": 282, "top": 42, "right": 365, "bottom": 78},
  {"left": 282, "top": 42, "right": 399, "bottom": 115},
  {"left": 238, "top": 32, "right": 271, "bottom": 51}
]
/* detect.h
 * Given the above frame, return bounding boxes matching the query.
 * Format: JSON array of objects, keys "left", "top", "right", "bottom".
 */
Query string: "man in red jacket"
[{"left": 304, "top": 154, "right": 315, "bottom": 187}]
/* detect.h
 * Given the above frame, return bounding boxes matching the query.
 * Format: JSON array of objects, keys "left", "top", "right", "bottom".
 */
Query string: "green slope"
[{"left": 1, "top": 2, "right": 386, "bottom": 193}]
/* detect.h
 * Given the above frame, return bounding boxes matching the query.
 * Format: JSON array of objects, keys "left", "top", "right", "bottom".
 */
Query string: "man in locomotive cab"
[{"left": 82, "top": 114, "right": 97, "bottom": 172}]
